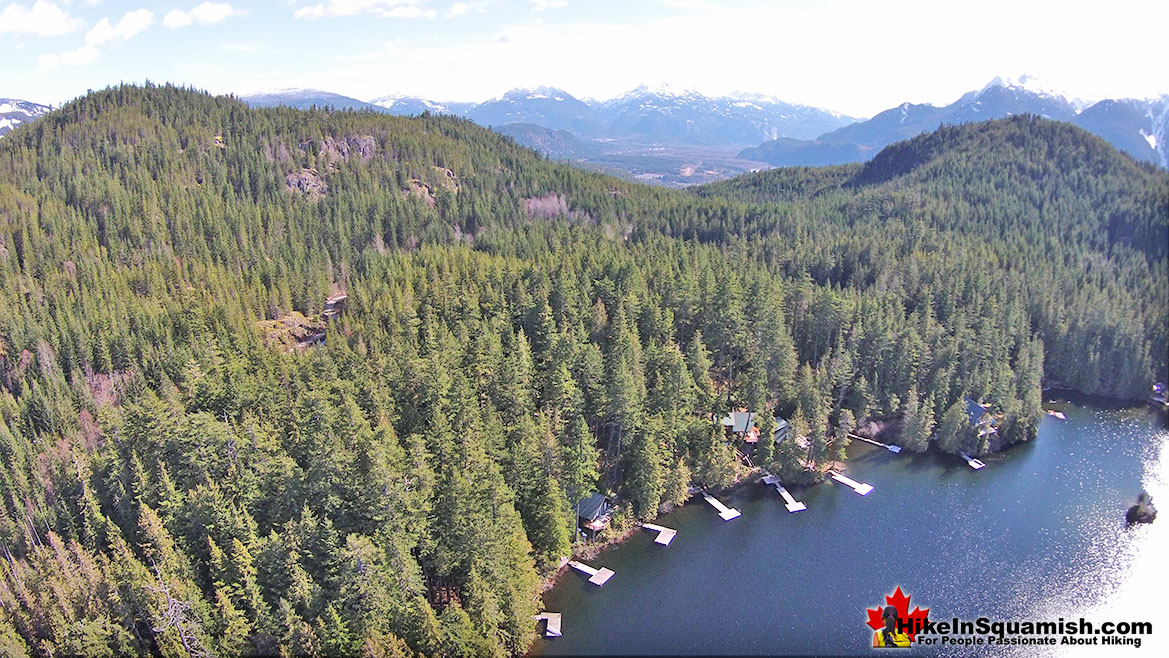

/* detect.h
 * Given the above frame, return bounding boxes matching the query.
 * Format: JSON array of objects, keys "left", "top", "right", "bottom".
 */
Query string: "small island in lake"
[{"left": 1125, "top": 492, "right": 1157, "bottom": 525}]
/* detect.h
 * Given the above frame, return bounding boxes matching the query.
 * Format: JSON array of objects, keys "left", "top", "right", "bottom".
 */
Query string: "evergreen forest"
[{"left": 0, "top": 85, "right": 1164, "bottom": 657}]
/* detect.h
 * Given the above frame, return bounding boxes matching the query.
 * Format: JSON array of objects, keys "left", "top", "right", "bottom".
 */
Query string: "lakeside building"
[
  {"left": 964, "top": 397, "right": 998, "bottom": 438},
  {"left": 575, "top": 493, "right": 614, "bottom": 534},
  {"left": 721, "top": 410, "right": 760, "bottom": 443}
]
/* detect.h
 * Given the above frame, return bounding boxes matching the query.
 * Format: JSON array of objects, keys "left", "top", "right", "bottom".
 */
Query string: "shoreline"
[
  {"left": 541, "top": 391, "right": 1148, "bottom": 593},
  {"left": 537, "top": 459, "right": 847, "bottom": 594}
]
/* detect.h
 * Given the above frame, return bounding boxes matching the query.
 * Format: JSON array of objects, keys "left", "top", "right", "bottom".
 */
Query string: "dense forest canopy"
[{"left": 0, "top": 84, "right": 1164, "bottom": 657}]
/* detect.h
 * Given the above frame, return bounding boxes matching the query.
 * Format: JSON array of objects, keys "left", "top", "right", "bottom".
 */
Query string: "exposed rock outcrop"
[{"left": 285, "top": 168, "right": 327, "bottom": 200}]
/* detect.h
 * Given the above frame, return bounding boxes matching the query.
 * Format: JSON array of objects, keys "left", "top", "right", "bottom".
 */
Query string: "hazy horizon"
[{"left": 2, "top": 1, "right": 1167, "bottom": 117}]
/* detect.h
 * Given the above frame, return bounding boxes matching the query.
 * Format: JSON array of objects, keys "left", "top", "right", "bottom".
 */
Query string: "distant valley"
[
  {"left": 242, "top": 79, "right": 1169, "bottom": 181},
  {"left": 243, "top": 85, "right": 858, "bottom": 186}
]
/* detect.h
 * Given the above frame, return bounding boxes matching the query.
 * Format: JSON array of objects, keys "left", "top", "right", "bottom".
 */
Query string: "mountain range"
[
  {"left": 741, "top": 76, "right": 1169, "bottom": 169},
  {"left": 364, "top": 84, "right": 858, "bottom": 147},
  {"left": 5, "top": 78, "right": 1166, "bottom": 180},
  {"left": 246, "top": 79, "right": 1169, "bottom": 174}
]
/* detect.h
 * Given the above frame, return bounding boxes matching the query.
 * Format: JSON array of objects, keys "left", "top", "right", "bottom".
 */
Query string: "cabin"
[
  {"left": 574, "top": 493, "right": 614, "bottom": 533},
  {"left": 771, "top": 417, "right": 791, "bottom": 444},
  {"left": 964, "top": 398, "right": 998, "bottom": 438},
  {"left": 770, "top": 416, "right": 808, "bottom": 451},
  {"left": 721, "top": 410, "right": 760, "bottom": 443}
]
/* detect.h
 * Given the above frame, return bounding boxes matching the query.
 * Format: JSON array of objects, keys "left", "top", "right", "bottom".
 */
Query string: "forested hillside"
[
  {"left": 699, "top": 117, "right": 1168, "bottom": 397},
  {"left": 0, "top": 85, "right": 1163, "bottom": 657}
]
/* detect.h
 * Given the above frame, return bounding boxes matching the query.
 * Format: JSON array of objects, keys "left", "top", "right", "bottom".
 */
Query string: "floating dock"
[
  {"left": 828, "top": 470, "right": 874, "bottom": 496},
  {"left": 567, "top": 560, "right": 615, "bottom": 586},
  {"left": 761, "top": 474, "right": 807, "bottom": 512},
  {"left": 533, "top": 612, "right": 562, "bottom": 637},
  {"left": 701, "top": 492, "right": 742, "bottom": 520},
  {"left": 848, "top": 433, "right": 901, "bottom": 453},
  {"left": 959, "top": 452, "right": 985, "bottom": 470},
  {"left": 639, "top": 523, "right": 677, "bottom": 545}
]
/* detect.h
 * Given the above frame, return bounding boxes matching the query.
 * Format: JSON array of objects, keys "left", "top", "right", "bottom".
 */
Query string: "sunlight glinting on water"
[{"left": 1021, "top": 425, "right": 1168, "bottom": 657}]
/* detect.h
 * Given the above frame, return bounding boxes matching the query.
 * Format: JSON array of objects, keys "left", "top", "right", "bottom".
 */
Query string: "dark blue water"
[{"left": 532, "top": 400, "right": 1167, "bottom": 656}]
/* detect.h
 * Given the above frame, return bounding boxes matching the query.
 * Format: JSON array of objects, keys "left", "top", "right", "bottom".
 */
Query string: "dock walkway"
[
  {"left": 567, "top": 560, "right": 614, "bottom": 586},
  {"left": 534, "top": 612, "right": 562, "bottom": 637},
  {"left": 828, "top": 470, "right": 874, "bottom": 496},
  {"left": 639, "top": 523, "right": 677, "bottom": 545},
  {"left": 761, "top": 474, "right": 807, "bottom": 512},
  {"left": 701, "top": 492, "right": 741, "bottom": 520},
  {"left": 959, "top": 452, "right": 985, "bottom": 470},
  {"left": 848, "top": 433, "right": 902, "bottom": 453}
]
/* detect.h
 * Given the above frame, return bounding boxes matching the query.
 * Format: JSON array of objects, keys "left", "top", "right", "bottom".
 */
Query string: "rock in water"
[{"left": 1125, "top": 491, "right": 1157, "bottom": 525}]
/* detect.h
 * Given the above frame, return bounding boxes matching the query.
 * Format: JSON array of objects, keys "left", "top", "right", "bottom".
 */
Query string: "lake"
[{"left": 530, "top": 398, "right": 1168, "bottom": 655}]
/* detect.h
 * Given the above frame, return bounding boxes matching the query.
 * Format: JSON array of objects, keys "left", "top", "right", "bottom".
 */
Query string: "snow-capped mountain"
[
  {"left": 596, "top": 84, "right": 856, "bottom": 145},
  {"left": 241, "top": 89, "right": 388, "bottom": 113},
  {"left": 465, "top": 87, "right": 600, "bottom": 136},
  {"left": 370, "top": 95, "right": 476, "bottom": 116},
  {"left": 973, "top": 75, "right": 1092, "bottom": 111},
  {"left": 945, "top": 76, "right": 1078, "bottom": 126},
  {"left": 0, "top": 98, "right": 52, "bottom": 137},
  {"left": 361, "top": 84, "right": 858, "bottom": 147},
  {"left": 1072, "top": 96, "right": 1169, "bottom": 168},
  {"left": 741, "top": 77, "right": 1167, "bottom": 168}
]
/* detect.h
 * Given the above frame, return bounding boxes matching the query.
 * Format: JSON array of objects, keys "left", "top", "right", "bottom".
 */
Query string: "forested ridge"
[{"left": 0, "top": 84, "right": 1163, "bottom": 657}]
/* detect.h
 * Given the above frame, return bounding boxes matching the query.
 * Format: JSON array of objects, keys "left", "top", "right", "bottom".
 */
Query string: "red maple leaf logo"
[{"left": 866, "top": 586, "right": 930, "bottom": 642}]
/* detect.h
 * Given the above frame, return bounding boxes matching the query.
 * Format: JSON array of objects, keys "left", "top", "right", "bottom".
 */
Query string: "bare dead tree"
[{"left": 146, "top": 564, "right": 215, "bottom": 658}]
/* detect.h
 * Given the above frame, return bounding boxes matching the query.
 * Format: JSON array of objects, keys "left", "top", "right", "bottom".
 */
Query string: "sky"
[{"left": 2, "top": 0, "right": 1167, "bottom": 118}]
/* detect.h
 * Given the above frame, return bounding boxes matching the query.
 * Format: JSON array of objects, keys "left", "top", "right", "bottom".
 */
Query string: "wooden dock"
[
  {"left": 848, "top": 433, "right": 901, "bottom": 453},
  {"left": 639, "top": 523, "right": 677, "bottom": 545},
  {"left": 761, "top": 474, "right": 807, "bottom": 512},
  {"left": 701, "top": 492, "right": 741, "bottom": 520},
  {"left": 959, "top": 452, "right": 985, "bottom": 470},
  {"left": 828, "top": 470, "right": 874, "bottom": 496},
  {"left": 534, "top": 612, "right": 562, "bottom": 637},
  {"left": 567, "top": 560, "right": 615, "bottom": 586}
]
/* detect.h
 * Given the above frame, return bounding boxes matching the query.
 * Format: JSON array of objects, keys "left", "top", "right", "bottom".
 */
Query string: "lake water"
[{"left": 531, "top": 398, "right": 1168, "bottom": 656}]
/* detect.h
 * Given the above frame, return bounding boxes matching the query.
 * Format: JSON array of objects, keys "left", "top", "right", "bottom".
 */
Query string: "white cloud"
[
  {"left": 38, "top": 44, "right": 98, "bottom": 70},
  {"left": 294, "top": 0, "right": 436, "bottom": 20},
  {"left": 530, "top": 0, "right": 567, "bottom": 11},
  {"left": 162, "top": 10, "right": 193, "bottom": 28},
  {"left": 0, "top": 1, "right": 84, "bottom": 36},
  {"left": 85, "top": 9, "right": 154, "bottom": 46},
  {"left": 190, "top": 2, "right": 239, "bottom": 24},
  {"left": 39, "top": 8, "right": 153, "bottom": 71},
  {"left": 164, "top": 2, "right": 243, "bottom": 29},
  {"left": 444, "top": 0, "right": 487, "bottom": 18}
]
